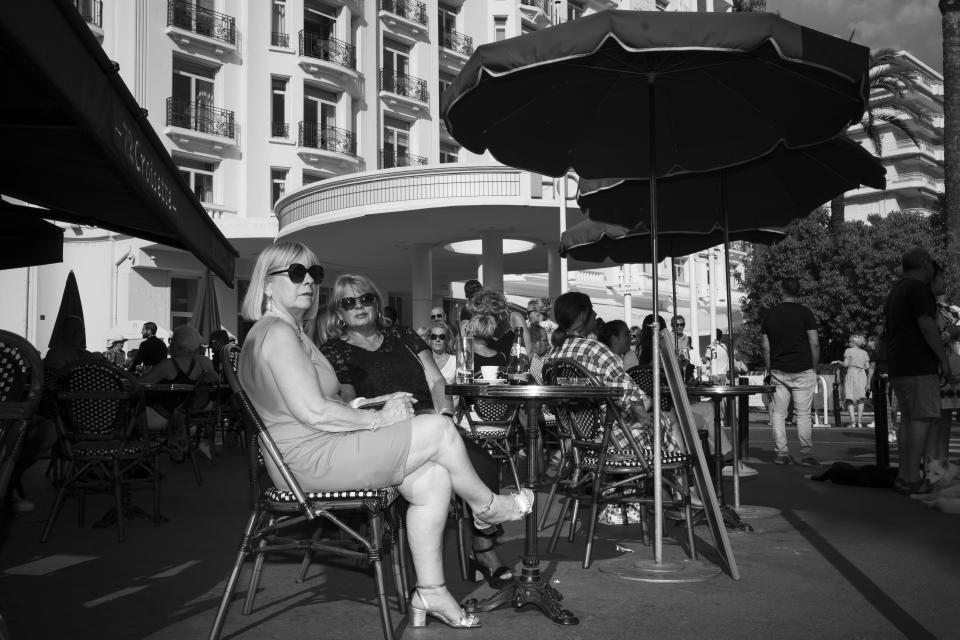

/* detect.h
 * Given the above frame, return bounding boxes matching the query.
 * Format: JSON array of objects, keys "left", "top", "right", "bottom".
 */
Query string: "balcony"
[
  {"left": 889, "top": 138, "right": 944, "bottom": 162},
  {"left": 379, "top": 70, "right": 429, "bottom": 120},
  {"left": 379, "top": 0, "right": 428, "bottom": 42},
  {"left": 164, "top": 97, "right": 237, "bottom": 154},
  {"left": 271, "top": 31, "right": 290, "bottom": 48},
  {"left": 519, "top": 0, "right": 551, "bottom": 28},
  {"left": 271, "top": 122, "right": 290, "bottom": 139},
  {"left": 298, "top": 31, "right": 362, "bottom": 98},
  {"left": 165, "top": 0, "right": 238, "bottom": 57},
  {"left": 74, "top": 0, "right": 104, "bottom": 41},
  {"left": 297, "top": 122, "right": 361, "bottom": 171},
  {"left": 379, "top": 150, "right": 428, "bottom": 169},
  {"left": 893, "top": 171, "right": 944, "bottom": 193},
  {"left": 439, "top": 29, "right": 472, "bottom": 73}
]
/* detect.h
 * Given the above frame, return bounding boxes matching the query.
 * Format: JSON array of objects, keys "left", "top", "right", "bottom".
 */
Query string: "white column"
[
  {"left": 688, "top": 255, "right": 699, "bottom": 356},
  {"left": 547, "top": 242, "right": 563, "bottom": 299},
  {"left": 411, "top": 246, "right": 433, "bottom": 328},
  {"left": 481, "top": 232, "right": 504, "bottom": 293}
]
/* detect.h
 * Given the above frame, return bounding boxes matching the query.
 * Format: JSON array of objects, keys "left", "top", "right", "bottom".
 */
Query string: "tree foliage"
[{"left": 737, "top": 209, "right": 947, "bottom": 367}]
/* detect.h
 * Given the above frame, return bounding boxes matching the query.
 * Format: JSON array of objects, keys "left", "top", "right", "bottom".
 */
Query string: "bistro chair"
[
  {"left": 0, "top": 330, "right": 44, "bottom": 518},
  {"left": 209, "top": 344, "right": 409, "bottom": 640},
  {"left": 541, "top": 358, "right": 697, "bottom": 568},
  {"left": 459, "top": 395, "right": 522, "bottom": 490},
  {"left": 41, "top": 359, "right": 160, "bottom": 543}
]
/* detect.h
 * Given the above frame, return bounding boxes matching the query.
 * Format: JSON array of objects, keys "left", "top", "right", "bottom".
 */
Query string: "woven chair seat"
[
  {"left": 73, "top": 441, "right": 158, "bottom": 457},
  {"left": 263, "top": 485, "right": 400, "bottom": 510},
  {"left": 473, "top": 426, "right": 509, "bottom": 439},
  {"left": 581, "top": 448, "right": 691, "bottom": 470}
]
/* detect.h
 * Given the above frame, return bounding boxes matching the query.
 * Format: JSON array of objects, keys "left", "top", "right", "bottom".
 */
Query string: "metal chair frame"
[
  {"left": 0, "top": 330, "right": 44, "bottom": 520},
  {"left": 541, "top": 358, "right": 697, "bottom": 568},
  {"left": 41, "top": 359, "right": 160, "bottom": 543},
  {"left": 209, "top": 344, "right": 409, "bottom": 640}
]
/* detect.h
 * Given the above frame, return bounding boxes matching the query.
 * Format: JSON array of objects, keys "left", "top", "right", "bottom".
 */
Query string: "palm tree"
[
  {"left": 830, "top": 49, "right": 933, "bottom": 229},
  {"left": 941, "top": 1, "right": 960, "bottom": 296}
]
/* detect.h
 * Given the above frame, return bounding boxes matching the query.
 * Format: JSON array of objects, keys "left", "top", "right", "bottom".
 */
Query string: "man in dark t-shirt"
[
  {"left": 884, "top": 247, "right": 950, "bottom": 491},
  {"left": 761, "top": 276, "right": 821, "bottom": 467}
]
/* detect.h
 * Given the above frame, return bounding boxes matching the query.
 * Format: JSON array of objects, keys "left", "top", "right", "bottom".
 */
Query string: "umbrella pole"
[
  {"left": 647, "top": 76, "right": 663, "bottom": 566},
  {"left": 721, "top": 177, "right": 740, "bottom": 508},
  {"left": 671, "top": 256, "right": 679, "bottom": 356}
]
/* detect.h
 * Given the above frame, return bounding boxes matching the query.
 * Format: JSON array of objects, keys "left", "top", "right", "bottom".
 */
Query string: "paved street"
[{"left": 2, "top": 414, "right": 960, "bottom": 639}]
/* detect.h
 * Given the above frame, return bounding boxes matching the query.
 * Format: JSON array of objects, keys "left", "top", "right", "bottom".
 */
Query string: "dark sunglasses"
[
  {"left": 339, "top": 292, "right": 377, "bottom": 311},
  {"left": 429, "top": 333, "right": 447, "bottom": 340},
  {"left": 675, "top": 322, "right": 685, "bottom": 327},
  {"left": 268, "top": 263, "right": 324, "bottom": 284},
  {"left": 430, "top": 313, "right": 445, "bottom": 319}
]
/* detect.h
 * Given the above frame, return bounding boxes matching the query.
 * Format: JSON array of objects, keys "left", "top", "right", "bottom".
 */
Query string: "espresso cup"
[{"left": 480, "top": 366, "right": 499, "bottom": 380}]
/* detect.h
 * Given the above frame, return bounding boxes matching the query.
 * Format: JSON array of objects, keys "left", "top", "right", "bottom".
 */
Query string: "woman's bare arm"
[{"left": 419, "top": 350, "right": 454, "bottom": 415}]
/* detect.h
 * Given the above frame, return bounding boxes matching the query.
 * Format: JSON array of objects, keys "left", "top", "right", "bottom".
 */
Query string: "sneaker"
[
  {"left": 774, "top": 454, "right": 795, "bottom": 465},
  {"left": 11, "top": 497, "right": 35, "bottom": 513},
  {"left": 722, "top": 462, "right": 759, "bottom": 478},
  {"left": 798, "top": 456, "right": 822, "bottom": 468}
]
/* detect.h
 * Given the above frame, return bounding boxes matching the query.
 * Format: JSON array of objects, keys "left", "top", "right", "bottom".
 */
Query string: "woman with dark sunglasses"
[
  {"left": 319, "top": 273, "right": 523, "bottom": 593},
  {"left": 240, "top": 244, "right": 532, "bottom": 629},
  {"left": 427, "top": 321, "right": 457, "bottom": 384}
]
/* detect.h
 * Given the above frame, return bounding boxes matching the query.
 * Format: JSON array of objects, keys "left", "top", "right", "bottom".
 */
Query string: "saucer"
[{"left": 475, "top": 378, "right": 507, "bottom": 385}]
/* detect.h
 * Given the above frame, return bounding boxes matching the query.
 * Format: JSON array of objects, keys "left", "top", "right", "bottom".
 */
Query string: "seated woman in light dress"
[
  {"left": 427, "top": 321, "right": 457, "bottom": 384},
  {"left": 239, "top": 243, "right": 532, "bottom": 629}
]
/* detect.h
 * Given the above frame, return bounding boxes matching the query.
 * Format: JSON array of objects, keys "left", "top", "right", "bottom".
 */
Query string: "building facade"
[
  {"left": 2, "top": 0, "right": 742, "bottom": 353},
  {"left": 844, "top": 50, "right": 944, "bottom": 222}
]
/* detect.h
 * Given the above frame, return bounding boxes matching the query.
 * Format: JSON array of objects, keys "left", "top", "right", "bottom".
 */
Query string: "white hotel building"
[{"left": 14, "top": 0, "right": 908, "bottom": 356}]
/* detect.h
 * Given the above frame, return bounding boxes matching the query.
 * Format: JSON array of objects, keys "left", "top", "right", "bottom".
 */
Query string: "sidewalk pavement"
[{"left": 2, "top": 417, "right": 959, "bottom": 640}]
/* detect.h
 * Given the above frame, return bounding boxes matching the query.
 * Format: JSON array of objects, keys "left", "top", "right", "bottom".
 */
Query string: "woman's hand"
[{"left": 378, "top": 392, "right": 416, "bottom": 425}]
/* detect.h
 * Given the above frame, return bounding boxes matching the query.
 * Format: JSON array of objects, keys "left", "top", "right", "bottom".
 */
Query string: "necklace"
[{"left": 348, "top": 331, "right": 384, "bottom": 351}]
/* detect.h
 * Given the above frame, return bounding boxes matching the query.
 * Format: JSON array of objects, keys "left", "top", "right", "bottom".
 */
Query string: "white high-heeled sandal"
[{"left": 409, "top": 584, "right": 481, "bottom": 629}]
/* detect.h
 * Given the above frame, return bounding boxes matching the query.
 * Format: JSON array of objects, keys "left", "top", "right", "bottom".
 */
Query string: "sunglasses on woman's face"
[
  {"left": 430, "top": 313, "right": 445, "bottom": 320},
  {"left": 429, "top": 333, "right": 447, "bottom": 341},
  {"left": 268, "top": 263, "right": 324, "bottom": 284},
  {"left": 339, "top": 292, "right": 377, "bottom": 311}
]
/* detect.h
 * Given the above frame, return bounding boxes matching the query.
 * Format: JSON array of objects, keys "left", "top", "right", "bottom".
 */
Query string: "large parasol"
[{"left": 441, "top": 9, "right": 872, "bottom": 585}]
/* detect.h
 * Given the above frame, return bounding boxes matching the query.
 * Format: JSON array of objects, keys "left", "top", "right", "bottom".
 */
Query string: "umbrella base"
[{"left": 598, "top": 555, "right": 721, "bottom": 583}]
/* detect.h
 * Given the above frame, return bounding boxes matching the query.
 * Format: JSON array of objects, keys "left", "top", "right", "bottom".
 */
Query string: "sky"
[{"left": 765, "top": 0, "right": 943, "bottom": 72}]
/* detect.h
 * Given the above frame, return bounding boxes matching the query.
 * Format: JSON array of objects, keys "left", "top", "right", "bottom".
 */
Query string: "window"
[
  {"left": 383, "top": 117, "right": 410, "bottom": 167},
  {"left": 382, "top": 40, "right": 410, "bottom": 78},
  {"left": 271, "top": 0, "right": 288, "bottom": 46},
  {"left": 305, "top": 1, "right": 337, "bottom": 42},
  {"left": 387, "top": 294, "right": 404, "bottom": 325},
  {"left": 170, "top": 276, "right": 199, "bottom": 328},
  {"left": 440, "top": 142, "right": 459, "bottom": 164},
  {"left": 303, "top": 85, "right": 338, "bottom": 147},
  {"left": 271, "top": 77, "right": 288, "bottom": 137},
  {"left": 271, "top": 168, "right": 288, "bottom": 207},
  {"left": 439, "top": 71, "right": 456, "bottom": 98},
  {"left": 673, "top": 258, "right": 687, "bottom": 283},
  {"left": 171, "top": 57, "right": 217, "bottom": 132},
  {"left": 177, "top": 157, "right": 215, "bottom": 202},
  {"left": 567, "top": 1, "right": 583, "bottom": 21},
  {"left": 439, "top": 3, "right": 457, "bottom": 34},
  {"left": 494, "top": 16, "right": 507, "bottom": 42}
]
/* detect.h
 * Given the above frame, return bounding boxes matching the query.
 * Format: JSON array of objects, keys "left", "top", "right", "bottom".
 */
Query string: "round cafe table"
[
  {"left": 447, "top": 382, "right": 620, "bottom": 626},
  {"left": 685, "top": 384, "right": 773, "bottom": 532}
]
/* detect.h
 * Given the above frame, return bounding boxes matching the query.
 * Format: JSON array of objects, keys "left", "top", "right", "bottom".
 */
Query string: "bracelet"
[
  {"left": 440, "top": 409, "right": 455, "bottom": 418},
  {"left": 368, "top": 410, "right": 384, "bottom": 432}
]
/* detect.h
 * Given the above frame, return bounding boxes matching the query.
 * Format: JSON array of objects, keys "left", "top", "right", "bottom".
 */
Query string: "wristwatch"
[{"left": 440, "top": 409, "right": 455, "bottom": 418}]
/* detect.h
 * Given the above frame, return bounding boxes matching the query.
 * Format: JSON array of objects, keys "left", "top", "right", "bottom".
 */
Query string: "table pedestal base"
[{"left": 462, "top": 566, "right": 578, "bottom": 625}]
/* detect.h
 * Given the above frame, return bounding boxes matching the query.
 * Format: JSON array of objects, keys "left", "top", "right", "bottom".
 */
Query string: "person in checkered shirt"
[{"left": 543, "top": 291, "right": 684, "bottom": 456}]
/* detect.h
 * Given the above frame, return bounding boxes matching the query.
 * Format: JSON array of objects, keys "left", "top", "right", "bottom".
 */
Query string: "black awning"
[
  {"left": 0, "top": 203, "right": 64, "bottom": 270},
  {"left": 0, "top": 0, "right": 237, "bottom": 283}
]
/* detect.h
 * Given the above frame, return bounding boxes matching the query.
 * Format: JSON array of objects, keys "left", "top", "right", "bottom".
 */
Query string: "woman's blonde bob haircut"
[
  {"left": 320, "top": 273, "right": 387, "bottom": 341},
  {"left": 241, "top": 241, "right": 322, "bottom": 322}
]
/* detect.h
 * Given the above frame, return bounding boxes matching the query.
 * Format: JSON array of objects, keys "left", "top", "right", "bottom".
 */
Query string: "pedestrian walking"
[
  {"left": 841, "top": 335, "right": 870, "bottom": 428},
  {"left": 761, "top": 276, "right": 821, "bottom": 467}
]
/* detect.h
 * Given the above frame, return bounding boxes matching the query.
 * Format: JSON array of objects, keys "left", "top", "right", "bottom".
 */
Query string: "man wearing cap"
[{"left": 884, "top": 247, "right": 951, "bottom": 493}]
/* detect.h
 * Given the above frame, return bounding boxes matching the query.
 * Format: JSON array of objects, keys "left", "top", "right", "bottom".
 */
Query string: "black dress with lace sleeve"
[{"left": 320, "top": 325, "right": 434, "bottom": 410}]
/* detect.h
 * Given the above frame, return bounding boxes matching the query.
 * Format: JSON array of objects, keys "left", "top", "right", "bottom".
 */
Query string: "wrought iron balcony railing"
[
  {"left": 75, "top": 0, "right": 102, "bottom": 27},
  {"left": 167, "top": 0, "right": 237, "bottom": 45},
  {"left": 299, "top": 31, "right": 357, "bottom": 69},
  {"left": 298, "top": 122, "right": 358, "bottom": 156},
  {"left": 166, "top": 97, "right": 236, "bottom": 139},
  {"left": 439, "top": 29, "right": 473, "bottom": 56},
  {"left": 379, "top": 150, "right": 428, "bottom": 169},
  {"left": 379, "top": 0, "right": 428, "bottom": 26},
  {"left": 379, "top": 70, "right": 429, "bottom": 103},
  {"left": 271, "top": 122, "right": 290, "bottom": 138},
  {"left": 520, "top": 0, "right": 549, "bottom": 13},
  {"left": 272, "top": 31, "right": 289, "bottom": 47}
]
